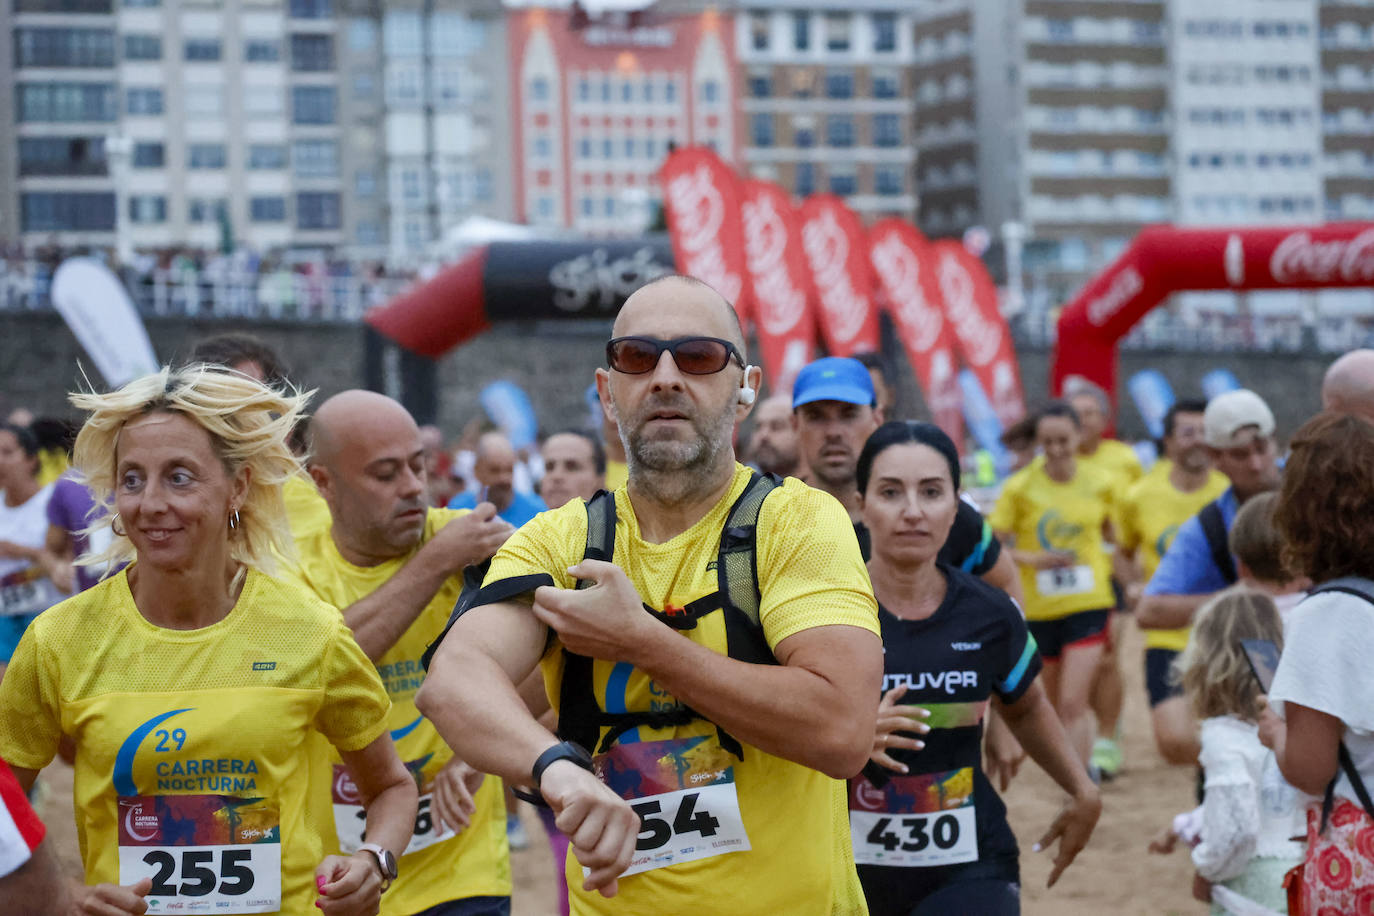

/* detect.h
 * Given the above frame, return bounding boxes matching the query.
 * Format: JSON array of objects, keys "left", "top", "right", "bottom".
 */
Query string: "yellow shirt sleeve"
[
  {"left": 313, "top": 616, "right": 393, "bottom": 753},
  {"left": 755, "top": 482, "right": 878, "bottom": 647},
  {"left": 1115, "top": 482, "right": 1142, "bottom": 554},
  {"left": 483, "top": 499, "right": 585, "bottom": 592},
  {"left": 0, "top": 623, "right": 62, "bottom": 771},
  {"left": 988, "top": 471, "right": 1022, "bottom": 535}
]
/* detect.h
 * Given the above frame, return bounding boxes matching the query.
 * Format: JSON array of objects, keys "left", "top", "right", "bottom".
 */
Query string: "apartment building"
[
  {"left": 734, "top": 2, "right": 919, "bottom": 222},
  {"left": 1322, "top": 0, "right": 1374, "bottom": 221}
]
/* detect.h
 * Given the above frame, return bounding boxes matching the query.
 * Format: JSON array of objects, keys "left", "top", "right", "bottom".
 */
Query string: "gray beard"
[{"left": 618, "top": 398, "right": 737, "bottom": 504}]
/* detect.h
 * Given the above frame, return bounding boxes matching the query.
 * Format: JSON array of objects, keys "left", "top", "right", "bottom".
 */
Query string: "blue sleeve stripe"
[
  {"left": 961, "top": 522, "right": 993, "bottom": 573},
  {"left": 999, "top": 636, "right": 1038, "bottom": 695}
]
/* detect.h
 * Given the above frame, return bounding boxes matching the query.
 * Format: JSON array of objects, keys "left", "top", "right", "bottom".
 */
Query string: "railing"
[
  {"left": 1011, "top": 310, "right": 1374, "bottom": 353},
  {"left": 0, "top": 260, "right": 414, "bottom": 323}
]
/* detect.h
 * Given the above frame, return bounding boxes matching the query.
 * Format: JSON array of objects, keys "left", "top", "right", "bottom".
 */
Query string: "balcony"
[
  {"left": 1024, "top": 16, "right": 1164, "bottom": 46},
  {"left": 1024, "top": 61, "right": 1168, "bottom": 90},
  {"left": 1026, "top": 104, "right": 1168, "bottom": 133},
  {"left": 1027, "top": 192, "right": 1171, "bottom": 224}
]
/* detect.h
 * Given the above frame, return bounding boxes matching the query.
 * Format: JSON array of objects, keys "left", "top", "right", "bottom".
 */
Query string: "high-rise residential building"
[
  {"left": 1321, "top": 0, "right": 1374, "bottom": 221},
  {"left": 506, "top": 3, "right": 738, "bottom": 234},
  {"left": 733, "top": 2, "right": 920, "bottom": 222}
]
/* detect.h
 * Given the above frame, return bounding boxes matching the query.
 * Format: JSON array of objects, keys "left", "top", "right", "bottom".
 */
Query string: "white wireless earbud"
[{"left": 738, "top": 365, "right": 758, "bottom": 406}]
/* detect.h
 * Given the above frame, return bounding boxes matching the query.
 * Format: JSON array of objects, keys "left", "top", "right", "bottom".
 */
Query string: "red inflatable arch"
[{"left": 1051, "top": 223, "right": 1374, "bottom": 400}]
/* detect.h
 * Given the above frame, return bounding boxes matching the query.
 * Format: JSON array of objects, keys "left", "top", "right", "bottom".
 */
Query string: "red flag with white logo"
[
  {"left": 867, "top": 219, "right": 964, "bottom": 444},
  {"left": 931, "top": 240, "right": 1026, "bottom": 427},
  {"left": 797, "top": 195, "right": 881, "bottom": 358},
  {"left": 738, "top": 179, "right": 817, "bottom": 394},
  {"left": 659, "top": 146, "right": 753, "bottom": 327}
]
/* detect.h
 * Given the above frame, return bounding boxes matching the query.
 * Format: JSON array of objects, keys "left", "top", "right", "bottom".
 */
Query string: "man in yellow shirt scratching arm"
[
  {"left": 418, "top": 275, "right": 883, "bottom": 914},
  {"left": 291, "top": 389, "right": 517, "bottom": 916}
]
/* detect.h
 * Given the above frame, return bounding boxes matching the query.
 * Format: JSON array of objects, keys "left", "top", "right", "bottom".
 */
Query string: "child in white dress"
[{"left": 1176, "top": 588, "right": 1305, "bottom": 914}]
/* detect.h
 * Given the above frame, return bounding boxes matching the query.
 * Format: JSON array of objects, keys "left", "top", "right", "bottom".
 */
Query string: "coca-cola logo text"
[
  {"left": 870, "top": 232, "right": 943, "bottom": 353},
  {"left": 802, "top": 208, "right": 869, "bottom": 346},
  {"left": 937, "top": 252, "right": 1001, "bottom": 368},
  {"left": 1086, "top": 266, "right": 1144, "bottom": 327},
  {"left": 1270, "top": 229, "right": 1374, "bottom": 285},
  {"left": 741, "top": 191, "right": 807, "bottom": 335},
  {"left": 665, "top": 163, "right": 744, "bottom": 304}
]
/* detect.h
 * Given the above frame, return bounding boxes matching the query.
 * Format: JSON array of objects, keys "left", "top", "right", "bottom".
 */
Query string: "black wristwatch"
[
  {"left": 532, "top": 741, "right": 594, "bottom": 790},
  {"left": 356, "top": 843, "right": 397, "bottom": 893}
]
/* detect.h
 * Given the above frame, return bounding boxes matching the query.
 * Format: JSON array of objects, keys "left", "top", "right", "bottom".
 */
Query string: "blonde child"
[
  {"left": 1177, "top": 588, "right": 1305, "bottom": 913},
  {"left": 1229, "top": 492, "right": 1310, "bottom": 615}
]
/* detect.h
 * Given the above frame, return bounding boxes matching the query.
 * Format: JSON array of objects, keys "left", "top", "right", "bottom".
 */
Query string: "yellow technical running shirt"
[
  {"left": 480, "top": 464, "right": 878, "bottom": 915},
  {"left": 990, "top": 462, "right": 1117, "bottom": 621},
  {"left": 0, "top": 568, "right": 391, "bottom": 915},
  {"left": 282, "top": 473, "right": 331, "bottom": 541},
  {"left": 287, "top": 508, "right": 510, "bottom": 915},
  {"left": 1115, "top": 469, "right": 1229, "bottom": 651},
  {"left": 1076, "top": 438, "right": 1143, "bottom": 495}
]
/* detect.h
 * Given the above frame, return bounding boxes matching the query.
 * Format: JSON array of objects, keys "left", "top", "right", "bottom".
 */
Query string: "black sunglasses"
[{"left": 605, "top": 336, "right": 745, "bottom": 375}]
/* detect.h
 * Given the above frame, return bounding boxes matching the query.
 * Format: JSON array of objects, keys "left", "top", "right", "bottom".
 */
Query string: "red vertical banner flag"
[
  {"left": 738, "top": 179, "right": 817, "bottom": 394},
  {"left": 797, "top": 195, "right": 882, "bottom": 357},
  {"left": 931, "top": 240, "right": 1027, "bottom": 427},
  {"left": 868, "top": 219, "right": 965, "bottom": 444},
  {"left": 659, "top": 146, "right": 753, "bottom": 327}
]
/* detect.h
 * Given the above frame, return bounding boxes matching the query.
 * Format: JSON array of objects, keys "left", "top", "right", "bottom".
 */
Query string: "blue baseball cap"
[{"left": 792, "top": 357, "right": 876, "bottom": 409}]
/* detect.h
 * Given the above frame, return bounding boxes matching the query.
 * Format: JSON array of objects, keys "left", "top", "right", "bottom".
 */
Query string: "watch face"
[{"left": 380, "top": 849, "right": 398, "bottom": 879}]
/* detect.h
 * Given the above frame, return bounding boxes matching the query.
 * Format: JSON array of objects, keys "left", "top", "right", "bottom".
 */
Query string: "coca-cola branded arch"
[{"left": 1052, "top": 223, "right": 1374, "bottom": 401}]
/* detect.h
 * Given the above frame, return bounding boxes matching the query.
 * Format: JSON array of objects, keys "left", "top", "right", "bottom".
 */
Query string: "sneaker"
[
  {"left": 1092, "top": 736, "right": 1123, "bottom": 781},
  {"left": 506, "top": 813, "right": 530, "bottom": 851}
]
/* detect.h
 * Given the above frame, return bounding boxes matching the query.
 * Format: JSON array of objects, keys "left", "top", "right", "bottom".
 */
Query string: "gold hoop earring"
[
  {"left": 228, "top": 509, "right": 240, "bottom": 531},
  {"left": 111, "top": 515, "right": 126, "bottom": 537}
]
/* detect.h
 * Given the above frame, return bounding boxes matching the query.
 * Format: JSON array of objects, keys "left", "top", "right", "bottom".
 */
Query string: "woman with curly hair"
[
  {"left": 1260, "top": 411, "right": 1374, "bottom": 914},
  {"left": 0, "top": 366, "right": 417, "bottom": 915}
]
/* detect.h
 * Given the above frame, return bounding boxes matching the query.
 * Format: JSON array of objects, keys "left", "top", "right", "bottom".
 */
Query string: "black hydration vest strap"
[
  {"left": 556, "top": 490, "right": 617, "bottom": 754},
  {"left": 1198, "top": 500, "right": 1238, "bottom": 586}
]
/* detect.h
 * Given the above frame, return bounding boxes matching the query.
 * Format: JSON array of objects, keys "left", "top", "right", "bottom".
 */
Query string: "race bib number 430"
[
  {"left": 594, "top": 736, "right": 750, "bottom": 877},
  {"left": 117, "top": 795, "right": 281, "bottom": 914},
  {"left": 849, "top": 768, "right": 978, "bottom": 868}
]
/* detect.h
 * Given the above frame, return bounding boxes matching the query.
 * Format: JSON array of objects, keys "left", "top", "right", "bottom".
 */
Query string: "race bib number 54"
[
  {"left": 117, "top": 796, "right": 281, "bottom": 914},
  {"left": 595, "top": 736, "right": 751, "bottom": 877},
  {"left": 849, "top": 768, "right": 978, "bottom": 868}
]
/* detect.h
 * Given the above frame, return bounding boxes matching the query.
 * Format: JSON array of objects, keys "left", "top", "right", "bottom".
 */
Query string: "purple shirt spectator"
[{"left": 45, "top": 476, "right": 103, "bottom": 592}]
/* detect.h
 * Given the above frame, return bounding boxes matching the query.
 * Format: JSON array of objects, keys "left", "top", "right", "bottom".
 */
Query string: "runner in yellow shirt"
[
  {"left": 991, "top": 403, "right": 1118, "bottom": 773},
  {"left": 290, "top": 390, "right": 517, "bottom": 916},
  {"left": 418, "top": 276, "right": 883, "bottom": 914},
  {"left": 0, "top": 367, "right": 416, "bottom": 916},
  {"left": 1115, "top": 401, "right": 1228, "bottom": 766}
]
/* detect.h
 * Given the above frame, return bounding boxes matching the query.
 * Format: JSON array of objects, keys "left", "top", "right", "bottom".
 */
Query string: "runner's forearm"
[
  {"left": 1136, "top": 592, "right": 1210, "bottom": 630},
  {"left": 342, "top": 547, "right": 451, "bottom": 660}
]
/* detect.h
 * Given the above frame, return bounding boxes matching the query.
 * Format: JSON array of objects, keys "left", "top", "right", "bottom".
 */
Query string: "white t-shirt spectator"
[
  {"left": 0, "top": 483, "right": 60, "bottom": 619},
  {"left": 1270, "top": 588, "right": 1374, "bottom": 805}
]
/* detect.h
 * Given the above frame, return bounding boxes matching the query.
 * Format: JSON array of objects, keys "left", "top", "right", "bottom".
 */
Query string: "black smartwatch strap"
[{"left": 533, "top": 740, "right": 594, "bottom": 788}]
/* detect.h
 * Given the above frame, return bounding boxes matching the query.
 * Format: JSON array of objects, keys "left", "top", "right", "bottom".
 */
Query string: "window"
[
  {"left": 290, "top": 34, "right": 333, "bottom": 71},
  {"left": 873, "top": 113, "right": 900, "bottom": 147},
  {"left": 184, "top": 38, "right": 222, "bottom": 62},
  {"left": 664, "top": 80, "right": 677, "bottom": 103},
  {"left": 577, "top": 77, "right": 591, "bottom": 101},
  {"left": 250, "top": 196, "right": 286, "bottom": 222},
  {"left": 604, "top": 198, "right": 615, "bottom": 217},
  {"left": 824, "top": 12, "right": 850, "bottom": 52},
  {"left": 825, "top": 71, "right": 853, "bottom": 99},
  {"left": 289, "top": 0, "right": 331, "bottom": 18},
  {"left": 188, "top": 143, "right": 226, "bottom": 169},
  {"left": 384, "top": 11, "right": 422, "bottom": 57},
  {"left": 132, "top": 141, "right": 163, "bottom": 168},
  {"left": 749, "top": 74, "right": 770, "bottom": 98},
  {"left": 621, "top": 80, "right": 634, "bottom": 102},
  {"left": 128, "top": 194, "right": 166, "bottom": 224},
  {"left": 401, "top": 169, "right": 422, "bottom": 201},
  {"left": 124, "top": 87, "right": 162, "bottom": 115},
  {"left": 876, "top": 165, "right": 904, "bottom": 196},
  {"left": 796, "top": 162, "right": 815, "bottom": 196},
  {"left": 750, "top": 11, "right": 770, "bottom": 51},
  {"left": 123, "top": 0, "right": 159, "bottom": 6},
  {"left": 792, "top": 12, "right": 810, "bottom": 51},
  {"left": 15, "top": 27, "right": 114, "bottom": 67},
  {"left": 21, "top": 192, "right": 114, "bottom": 231},
  {"left": 244, "top": 39, "right": 280, "bottom": 62},
  {"left": 529, "top": 77, "right": 550, "bottom": 102},
  {"left": 700, "top": 80, "right": 719, "bottom": 103},
  {"left": 602, "top": 138, "right": 613, "bottom": 158},
  {"left": 829, "top": 170, "right": 857, "bottom": 196},
  {"left": 18, "top": 137, "right": 106, "bottom": 176},
  {"left": 355, "top": 170, "right": 376, "bottom": 197},
  {"left": 795, "top": 127, "right": 814, "bottom": 148},
  {"left": 624, "top": 138, "right": 636, "bottom": 158},
  {"left": 533, "top": 136, "right": 551, "bottom": 158},
  {"left": 348, "top": 19, "right": 377, "bottom": 51},
  {"left": 353, "top": 73, "right": 375, "bottom": 101},
  {"left": 872, "top": 72, "right": 899, "bottom": 99},
  {"left": 292, "top": 86, "right": 336, "bottom": 124},
  {"left": 751, "top": 113, "right": 774, "bottom": 147},
  {"left": 18, "top": 83, "right": 118, "bottom": 122},
  {"left": 578, "top": 138, "right": 592, "bottom": 159},
  {"left": 123, "top": 34, "right": 161, "bottom": 60},
  {"left": 293, "top": 139, "right": 339, "bottom": 178},
  {"left": 474, "top": 168, "right": 492, "bottom": 202},
  {"left": 356, "top": 221, "right": 382, "bottom": 246},
  {"left": 642, "top": 79, "right": 653, "bottom": 103},
  {"left": 248, "top": 144, "right": 286, "bottom": 169},
  {"left": 581, "top": 197, "right": 594, "bottom": 218},
  {"left": 826, "top": 115, "right": 854, "bottom": 147},
  {"left": 243, "top": 88, "right": 284, "bottom": 117},
  {"left": 184, "top": 85, "right": 223, "bottom": 116},
  {"left": 188, "top": 198, "right": 228, "bottom": 223},
  {"left": 872, "top": 13, "right": 896, "bottom": 52},
  {"left": 536, "top": 196, "right": 555, "bottom": 220},
  {"left": 297, "top": 192, "right": 341, "bottom": 229}
]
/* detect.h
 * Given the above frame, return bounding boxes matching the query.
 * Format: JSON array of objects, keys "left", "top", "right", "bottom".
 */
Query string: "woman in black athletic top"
[{"left": 851, "top": 422, "right": 1101, "bottom": 915}]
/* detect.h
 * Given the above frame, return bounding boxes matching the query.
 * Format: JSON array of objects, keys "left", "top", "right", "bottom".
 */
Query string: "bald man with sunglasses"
[{"left": 419, "top": 275, "right": 882, "bottom": 915}]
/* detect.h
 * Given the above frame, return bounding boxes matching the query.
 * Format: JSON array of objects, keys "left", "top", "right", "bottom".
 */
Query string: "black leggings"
[{"left": 908, "top": 877, "right": 1020, "bottom": 915}]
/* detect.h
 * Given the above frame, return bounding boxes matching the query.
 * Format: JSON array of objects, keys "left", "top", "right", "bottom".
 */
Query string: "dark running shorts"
[
  {"left": 1027, "top": 609, "right": 1111, "bottom": 661},
  {"left": 1145, "top": 647, "right": 1184, "bottom": 708}
]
